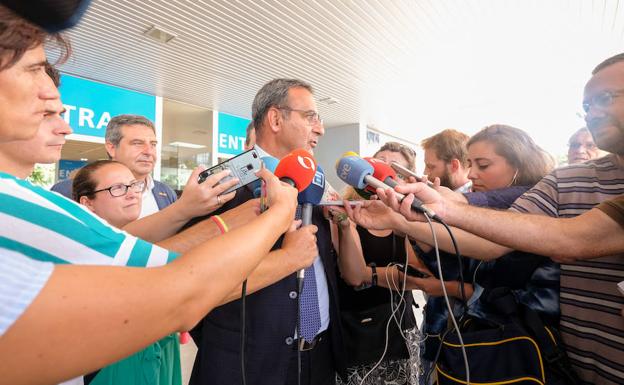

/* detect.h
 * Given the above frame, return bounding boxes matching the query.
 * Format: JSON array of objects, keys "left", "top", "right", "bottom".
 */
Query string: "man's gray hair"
[
  {"left": 105, "top": 114, "right": 155, "bottom": 147},
  {"left": 251, "top": 78, "right": 313, "bottom": 132}
]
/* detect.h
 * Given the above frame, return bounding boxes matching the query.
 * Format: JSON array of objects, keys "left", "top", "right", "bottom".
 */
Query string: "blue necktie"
[{"left": 295, "top": 205, "right": 322, "bottom": 341}]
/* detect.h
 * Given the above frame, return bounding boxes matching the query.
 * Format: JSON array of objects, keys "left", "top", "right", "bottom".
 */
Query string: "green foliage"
[{"left": 28, "top": 164, "right": 56, "bottom": 188}]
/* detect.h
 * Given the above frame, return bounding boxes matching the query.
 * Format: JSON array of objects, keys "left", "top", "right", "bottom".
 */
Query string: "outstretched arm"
[
  {"left": 0, "top": 168, "right": 297, "bottom": 385},
  {"left": 383, "top": 182, "right": 624, "bottom": 261},
  {"left": 438, "top": 201, "right": 624, "bottom": 261},
  {"left": 123, "top": 168, "right": 239, "bottom": 243}
]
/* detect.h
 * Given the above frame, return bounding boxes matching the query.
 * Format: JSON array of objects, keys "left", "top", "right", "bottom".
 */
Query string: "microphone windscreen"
[
  {"left": 335, "top": 156, "right": 373, "bottom": 189},
  {"left": 261, "top": 156, "right": 279, "bottom": 172},
  {"left": 298, "top": 165, "right": 325, "bottom": 205},
  {"left": 335, "top": 151, "right": 359, "bottom": 170},
  {"left": 365, "top": 158, "right": 398, "bottom": 192},
  {"left": 275, "top": 149, "right": 317, "bottom": 192},
  {"left": 251, "top": 155, "right": 278, "bottom": 197}
]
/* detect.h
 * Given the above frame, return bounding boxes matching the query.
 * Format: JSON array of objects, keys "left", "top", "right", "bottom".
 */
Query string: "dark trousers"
[{"left": 285, "top": 331, "right": 336, "bottom": 385}]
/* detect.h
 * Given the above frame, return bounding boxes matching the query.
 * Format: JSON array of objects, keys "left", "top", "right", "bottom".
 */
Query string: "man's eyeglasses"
[
  {"left": 277, "top": 106, "right": 323, "bottom": 126},
  {"left": 569, "top": 142, "right": 598, "bottom": 151},
  {"left": 582, "top": 89, "right": 624, "bottom": 113},
  {"left": 92, "top": 180, "right": 146, "bottom": 197}
]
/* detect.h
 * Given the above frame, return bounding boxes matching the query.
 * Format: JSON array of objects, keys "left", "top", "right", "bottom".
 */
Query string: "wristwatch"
[{"left": 369, "top": 263, "right": 378, "bottom": 287}]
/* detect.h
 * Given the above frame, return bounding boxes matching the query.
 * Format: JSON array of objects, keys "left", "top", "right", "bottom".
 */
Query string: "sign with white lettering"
[
  {"left": 58, "top": 159, "right": 87, "bottom": 181},
  {"left": 218, "top": 112, "right": 250, "bottom": 156},
  {"left": 59, "top": 75, "right": 156, "bottom": 138}
]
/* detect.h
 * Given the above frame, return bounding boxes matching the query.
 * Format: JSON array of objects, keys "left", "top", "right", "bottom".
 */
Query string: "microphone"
[
  {"left": 364, "top": 157, "right": 400, "bottom": 192},
  {"left": 261, "top": 156, "right": 280, "bottom": 172},
  {"left": 274, "top": 149, "right": 317, "bottom": 192},
  {"left": 295, "top": 165, "right": 325, "bottom": 288},
  {"left": 252, "top": 156, "right": 279, "bottom": 198},
  {"left": 336, "top": 156, "right": 438, "bottom": 219}
]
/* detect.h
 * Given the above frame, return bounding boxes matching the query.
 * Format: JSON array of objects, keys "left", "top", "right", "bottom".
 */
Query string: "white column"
[
  {"left": 211, "top": 110, "right": 219, "bottom": 166},
  {"left": 153, "top": 96, "right": 163, "bottom": 181}
]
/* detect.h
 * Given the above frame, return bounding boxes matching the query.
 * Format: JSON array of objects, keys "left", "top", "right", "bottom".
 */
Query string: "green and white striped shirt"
[{"left": 0, "top": 172, "right": 178, "bottom": 266}]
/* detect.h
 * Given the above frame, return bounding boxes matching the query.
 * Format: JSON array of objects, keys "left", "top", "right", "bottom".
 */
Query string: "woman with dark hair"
[
  {"left": 73, "top": 159, "right": 182, "bottom": 385},
  {"left": 466, "top": 124, "right": 554, "bottom": 190},
  {"left": 346, "top": 125, "right": 558, "bottom": 384},
  {"left": 72, "top": 160, "right": 144, "bottom": 228},
  {"left": 332, "top": 142, "right": 423, "bottom": 385}
]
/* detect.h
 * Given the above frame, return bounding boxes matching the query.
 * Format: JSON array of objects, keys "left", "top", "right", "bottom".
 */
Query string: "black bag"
[
  {"left": 434, "top": 288, "right": 580, "bottom": 385},
  {"left": 340, "top": 301, "right": 414, "bottom": 367}
]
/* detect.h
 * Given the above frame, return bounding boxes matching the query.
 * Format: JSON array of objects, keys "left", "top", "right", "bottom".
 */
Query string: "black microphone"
[{"left": 295, "top": 165, "right": 325, "bottom": 288}]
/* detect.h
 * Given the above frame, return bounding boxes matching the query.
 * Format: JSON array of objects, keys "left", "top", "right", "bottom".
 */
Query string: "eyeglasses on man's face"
[
  {"left": 277, "top": 106, "right": 323, "bottom": 126},
  {"left": 93, "top": 180, "right": 146, "bottom": 197},
  {"left": 568, "top": 141, "right": 597, "bottom": 151},
  {"left": 582, "top": 89, "right": 624, "bottom": 113}
]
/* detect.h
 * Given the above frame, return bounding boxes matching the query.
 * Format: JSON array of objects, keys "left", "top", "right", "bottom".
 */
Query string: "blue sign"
[
  {"left": 58, "top": 159, "right": 87, "bottom": 181},
  {"left": 59, "top": 75, "right": 156, "bottom": 138},
  {"left": 218, "top": 112, "right": 250, "bottom": 155}
]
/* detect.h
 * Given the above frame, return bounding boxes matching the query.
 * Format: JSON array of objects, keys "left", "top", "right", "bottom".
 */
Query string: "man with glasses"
[
  {"left": 0, "top": 61, "right": 318, "bottom": 385},
  {"left": 52, "top": 113, "right": 247, "bottom": 242},
  {"left": 187, "top": 78, "right": 345, "bottom": 385},
  {"left": 0, "top": 9, "right": 321, "bottom": 385},
  {"left": 371, "top": 53, "right": 624, "bottom": 385},
  {"left": 567, "top": 126, "right": 607, "bottom": 164}
]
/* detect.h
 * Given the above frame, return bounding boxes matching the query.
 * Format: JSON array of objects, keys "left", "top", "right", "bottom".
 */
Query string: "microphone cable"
[
  {"left": 358, "top": 234, "right": 418, "bottom": 385},
  {"left": 240, "top": 280, "right": 247, "bottom": 385},
  {"left": 296, "top": 275, "right": 303, "bottom": 385},
  {"left": 436, "top": 219, "right": 467, "bottom": 308},
  {"left": 358, "top": 266, "right": 408, "bottom": 385},
  {"left": 294, "top": 204, "right": 304, "bottom": 385},
  {"left": 424, "top": 212, "right": 470, "bottom": 385}
]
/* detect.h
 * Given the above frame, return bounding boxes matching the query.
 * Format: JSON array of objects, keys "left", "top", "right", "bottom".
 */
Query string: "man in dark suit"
[
  {"left": 51, "top": 114, "right": 177, "bottom": 212},
  {"left": 188, "top": 78, "right": 346, "bottom": 385}
]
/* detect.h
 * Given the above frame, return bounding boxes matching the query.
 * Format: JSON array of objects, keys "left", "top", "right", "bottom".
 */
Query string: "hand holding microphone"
[
  {"left": 335, "top": 155, "right": 439, "bottom": 221},
  {"left": 256, "top": 149, "right": 317, "bottom": 214},
  {"left": 255, "top": 167, "right": 299, "bottom": 233},
  {"left": 296, "top": 164, "right": 325, "bottom": 286}
]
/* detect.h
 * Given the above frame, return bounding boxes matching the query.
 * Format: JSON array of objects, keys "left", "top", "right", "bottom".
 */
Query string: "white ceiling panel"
[{"left": 48, "top": 0, "right": 624, "bottom": 155}]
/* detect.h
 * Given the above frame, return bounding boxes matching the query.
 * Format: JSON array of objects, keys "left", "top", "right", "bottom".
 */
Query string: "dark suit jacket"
[{"left": 187, "top": 186, "right": 346, "bottom": 385}]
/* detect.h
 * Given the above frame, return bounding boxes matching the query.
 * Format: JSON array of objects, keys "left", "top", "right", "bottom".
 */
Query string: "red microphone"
[
  {"left": 274, "top": 149, "right": 317, "bottom": 192},
  {"left": 364, "top": 157, "right": 399, "bottom": 193}
]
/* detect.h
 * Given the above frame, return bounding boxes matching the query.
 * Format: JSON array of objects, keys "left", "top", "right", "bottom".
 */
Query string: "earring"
[{"left": 508, "top": 169, "right": 519, "bottom": 187}]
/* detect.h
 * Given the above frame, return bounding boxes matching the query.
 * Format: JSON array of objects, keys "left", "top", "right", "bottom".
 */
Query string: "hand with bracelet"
[
  {"left": 322, "top": 191, "right": 351, "bottom": 227},
  {"left": 328, "top": 207, "right": 350, "bottom": 228}
]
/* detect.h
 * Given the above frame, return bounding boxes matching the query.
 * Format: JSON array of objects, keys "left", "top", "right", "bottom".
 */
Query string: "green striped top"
[{"left": 0, "top": 172, "right": 178, "bottom": 266}]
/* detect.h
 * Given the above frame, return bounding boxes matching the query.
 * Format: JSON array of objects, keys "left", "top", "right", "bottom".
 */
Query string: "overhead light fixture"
[
  {"left": 319, "top": 97, "right": 339, "bottom": 105},
  {"left": 169, "top": 141, "right": 206, "bottom": 149},
  {"left": 80, "top": 158, "right": 88, "bottom": 161},
  {"left": 144, "top": 26, "right": 176, "bottom": 44}
]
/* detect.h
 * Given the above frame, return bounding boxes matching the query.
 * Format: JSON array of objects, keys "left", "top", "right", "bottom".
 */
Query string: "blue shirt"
[{"left": 254, "top": 145, "right": 330, "bottom": 335}]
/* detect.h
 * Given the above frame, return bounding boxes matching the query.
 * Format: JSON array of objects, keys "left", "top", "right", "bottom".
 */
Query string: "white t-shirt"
[
  {"left": 0, "top": 248, "right": 53, "bottom": 336},
  {"left": 139, "top": 175, "right": 160, "bottom": 218}
]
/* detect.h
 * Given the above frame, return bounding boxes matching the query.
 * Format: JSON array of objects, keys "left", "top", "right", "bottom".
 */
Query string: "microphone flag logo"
[
  {"left": 312, "top": 171, "right": 324, "bottom": 188},
  {"left": 297, "top": 155, "right": 316, "bottom": 170}
]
